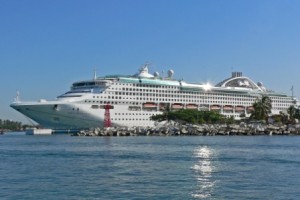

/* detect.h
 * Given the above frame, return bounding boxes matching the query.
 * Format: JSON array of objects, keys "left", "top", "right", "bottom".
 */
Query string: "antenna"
[
  {"left": 144, "top": 61, "right": 151, "bottom": 67},
  {"left": 93, "top": 68, "right": 97, "bottom": 80},
  {"left": 291, "top": 85, "right": 294, "bottom": 99},
  {"left": 15, "top": 90, "right": 20, "bottom": 102}
]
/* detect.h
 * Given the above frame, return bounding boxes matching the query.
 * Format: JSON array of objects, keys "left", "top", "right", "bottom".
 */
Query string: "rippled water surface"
[{"left": 1, "top": 133, "right": 300, "bottom": 199}]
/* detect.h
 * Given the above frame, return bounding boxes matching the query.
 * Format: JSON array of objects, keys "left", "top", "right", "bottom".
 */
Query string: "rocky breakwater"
[{"left": 72, "top": 121, "right": 300, "bottom": 136}]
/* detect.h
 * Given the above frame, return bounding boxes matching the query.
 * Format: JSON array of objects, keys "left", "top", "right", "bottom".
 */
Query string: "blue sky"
[{"left": 1, "top": 0, "right": 300, "bottom": 123}]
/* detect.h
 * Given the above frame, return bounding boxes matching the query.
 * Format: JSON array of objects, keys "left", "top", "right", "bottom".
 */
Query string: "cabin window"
[{"left": 91, "top": 105, "right": 99, "bottom": 109}]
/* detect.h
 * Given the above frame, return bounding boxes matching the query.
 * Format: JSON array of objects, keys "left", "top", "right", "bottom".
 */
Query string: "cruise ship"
[{"left": 11, "top": 65, "right": 297, "bottom": 129}]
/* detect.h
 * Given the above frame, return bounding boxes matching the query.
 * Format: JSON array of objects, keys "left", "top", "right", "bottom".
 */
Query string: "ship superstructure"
[{"left": 11, "top": 65, "right": 297, "bottom": 129}]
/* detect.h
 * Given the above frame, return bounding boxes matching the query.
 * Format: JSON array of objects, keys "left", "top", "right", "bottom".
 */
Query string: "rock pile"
[{"left": 72, "top": 121, "right": 300, "bottom": 136}]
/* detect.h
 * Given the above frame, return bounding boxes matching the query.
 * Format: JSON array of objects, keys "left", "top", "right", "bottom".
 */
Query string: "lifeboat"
[
  {"left": 247, "top": 106, "right": 254, "bottom": 113},
  {"left": 199, "top": 104, "right": 209, "bottom": 111},
  {"left": 235, "top": 106, "right": 245, "bottom": 112},
  {"left": 159, "top": 103, "right": 168, "bottom": 111},
  {"left": 171, "top": 103, "right": 184, "bottom": 109},
  {"left": 223, "top": 105, "right": 233, "bottom": 111},
  {"left": 186, "top": 104, "right": 198, "bottom": 110},
  {"left": 142, "top": 102, "right": 157, "bottom": 108},
  {"left": 210, "top": 105, "right": 221, "bottom": 111},
  {"left": 247, "top": 106, "right": 254, "bottom": 110},
  {"left": 128, "top": 106, "right": 141, "bottom": 111}
]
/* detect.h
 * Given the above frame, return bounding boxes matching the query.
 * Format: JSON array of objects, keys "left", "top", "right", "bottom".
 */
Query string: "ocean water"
[{"left": 1, "top": 133, "right": 300, "bottom": 200}]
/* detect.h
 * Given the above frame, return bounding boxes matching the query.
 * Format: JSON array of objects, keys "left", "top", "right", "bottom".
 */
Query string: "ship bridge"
[{"left": 57, "top": 79, "right": 112, "bottom": 99}]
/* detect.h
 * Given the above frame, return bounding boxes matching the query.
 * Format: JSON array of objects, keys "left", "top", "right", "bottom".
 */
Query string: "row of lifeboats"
[
  {"left": 211, "top": 105, "right": 254, "bottom": 112},
  {"left": 142, "top": 102, "right": 197, "bottom": 110},
  {"left": 142, "top": 102, "right": 254, "bottom": 112}
]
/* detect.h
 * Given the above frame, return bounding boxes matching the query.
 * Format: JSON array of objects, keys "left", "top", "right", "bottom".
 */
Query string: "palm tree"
[
  {"left": 250, "top": 95, "right": 272, "bottom": 121},
  {"left": 287, "top": 105, "right": 296, "bottom": 120},
  {"left": 294, "top": 106, "right": 300, "bottom": 120},
  {"left": 150, "top": 103, "right": 172, "bottom": 122}
]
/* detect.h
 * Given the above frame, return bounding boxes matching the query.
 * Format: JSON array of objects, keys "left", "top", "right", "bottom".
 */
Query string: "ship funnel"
[{"left": 232, "top": 72, "right": 242, "bottom": 78}]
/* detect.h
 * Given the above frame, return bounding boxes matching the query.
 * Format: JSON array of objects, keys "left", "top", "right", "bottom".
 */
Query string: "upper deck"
[{"left": 98, "top": 66, "right": 291, "bottom": 98}]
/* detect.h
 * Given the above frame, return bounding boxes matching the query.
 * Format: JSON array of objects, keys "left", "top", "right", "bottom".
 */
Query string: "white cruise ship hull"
[
  {"left": 11, "top": 102, "right": 105, "bottom": 129},
  {"left": 10, "top": 66, "right": 298, "bottom": 129},
  {"left": 11, "top": 101, "right": 158, "bottom": 129}
]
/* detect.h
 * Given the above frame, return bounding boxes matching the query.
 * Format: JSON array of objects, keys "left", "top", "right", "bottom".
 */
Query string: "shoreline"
[{"left": 72, "top": 121, "right": 300, "bottom": 137}]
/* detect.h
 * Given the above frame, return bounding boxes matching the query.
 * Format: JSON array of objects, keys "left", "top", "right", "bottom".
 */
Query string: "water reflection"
[{"left": 192, "top": 146, "right": 216, "bottom": 199}]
